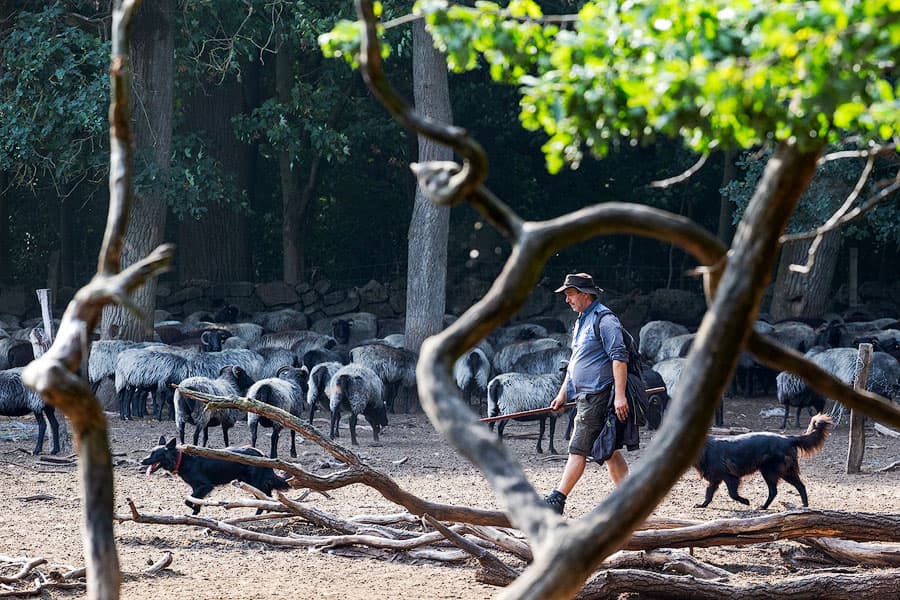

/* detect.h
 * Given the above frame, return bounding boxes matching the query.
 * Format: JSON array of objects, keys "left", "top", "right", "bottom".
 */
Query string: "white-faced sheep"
[
  {"left": 174, "top": 365, "right": 256, "bottom": 447},
  {"left": 776, "top": 347, "right": 900, "bottom": 428},
  {"left": 453, "top": 348, "right": 491, "bottom": 414},
  {"left": 486, "top": 371, "right": 565, "bottom": 454},
  {"left": 328, "top": 363, "right": 387, "bottom": 446},
  {"left": 246, "top": 366, "right": 309, "bottom": 458},
  {"left": 307, "top": 361, "right": 342, "bottom": 424},
  {"left": 638, "top": 320, "right": 689, "bottom": 364},
  {"left": 0, "top": 368, "right": 61, "bottom": 455},
  {"left": 349, "top": 343, "right": 416, "bottom": 413}
]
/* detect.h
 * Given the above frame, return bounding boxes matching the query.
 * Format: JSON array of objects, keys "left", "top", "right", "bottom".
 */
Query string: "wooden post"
[
  {"left": 848, "top": 247, "right": 859, "bottom": 308},
  {"left": 846, "top": 343, "right": 872, "bottom": 474}
]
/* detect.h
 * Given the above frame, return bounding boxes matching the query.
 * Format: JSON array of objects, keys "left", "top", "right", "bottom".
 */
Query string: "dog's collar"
[{"left": 172, "top": 449, "right": 183, "bottom": 475}]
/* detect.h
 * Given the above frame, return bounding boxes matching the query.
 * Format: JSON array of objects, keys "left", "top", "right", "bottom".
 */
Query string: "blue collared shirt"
[{"left": 565, "top": 299, "right": 628, "bottom": 398}]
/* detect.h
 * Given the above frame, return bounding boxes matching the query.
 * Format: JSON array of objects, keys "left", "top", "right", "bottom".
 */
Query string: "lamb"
[
  {"left": 453, "top": 348, "right": 491, "bottom": 413},
  {"left": 486, "top": 371, "right": 565, "bottom": 454},
  {"left": 174, "top": 365, "right": 256, "bottom": 447},
  {"left": 328, "top": 363, "right": 388, "bottom": 446},
  {"left": 638, "top": 320, "right": 689, "bottom": 363},
  {"left": 349, "top": 342, "right": 416, "bottom": 413},
  {"left": 776, "top": 347, "right": 900, "bottom": 428},
  {"left": 307, "top": 361, "right": 342, "bottom": 424},
  {"left": 0, "top": 368, "right": 61, "bottom": 455},
  {"left": 246, "top": 366, "right": 309, "bottom": 458}
]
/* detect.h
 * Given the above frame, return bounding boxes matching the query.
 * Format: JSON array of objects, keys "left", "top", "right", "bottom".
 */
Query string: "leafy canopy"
[{"left": 323, "top": 0, "right": 899, "bottom": 173}]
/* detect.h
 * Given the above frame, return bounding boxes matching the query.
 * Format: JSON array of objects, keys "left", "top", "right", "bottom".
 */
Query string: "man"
[{"left": 544, "top": 272, "right": 636, "bottom": 515}]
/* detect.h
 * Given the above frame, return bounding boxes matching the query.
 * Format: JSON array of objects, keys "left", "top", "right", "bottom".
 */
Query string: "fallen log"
[
  {"left": 576, "top": 568, "right": 900, "bottom": 600},
  {"left": 799, "top": 537, "right": 900, "bottom": 567}
]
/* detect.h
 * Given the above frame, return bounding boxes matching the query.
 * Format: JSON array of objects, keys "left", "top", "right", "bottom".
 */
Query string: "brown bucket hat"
[{"left": 554, "top": 272, "right": 604, "bottom": 295}]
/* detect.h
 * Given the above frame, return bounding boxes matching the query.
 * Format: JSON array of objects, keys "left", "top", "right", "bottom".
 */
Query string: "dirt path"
[{"left": 0, "top": 397, "right": 898, "bottom": 599}]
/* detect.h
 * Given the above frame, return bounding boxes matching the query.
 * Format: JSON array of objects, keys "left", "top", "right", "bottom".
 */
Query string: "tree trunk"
[
  {"left": 717, "top": 149, "right": 736, "bottom": 243},
  {"left": 59, "top": 194, "right": 75, "bottom": 288},
  {"left": 404, "top": 20, "right": 452, "bottom": 366},
  {"left": 769, "top": 230, "right": 841, "bottom": 320},
  {"left": 0, "top": 170, "right": 9, "bottom": 283},
  {"left": 100, "top": 0, "right": 174, "bottom": 340},
  {"left": 277, "top": 43, "right": 305, "bottom": 285},
  {"left": 177, "top": 69, "right": 254, "bottom": 283}
]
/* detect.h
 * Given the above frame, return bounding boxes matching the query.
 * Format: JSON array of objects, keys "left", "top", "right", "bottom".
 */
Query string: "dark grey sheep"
[
  {"left": 488, "top": 323, "right": 549, "bottom": 350},
  {"left": 252, "top": 308, "right": 309, "bottom": 333},
  {"left": 301, "top": 347, "right": 346, "bottom": 371},
  {"left": 88, "top": 340, "right": 152, "bottom": 394},
  {"left": 174, "top": 365, "right": 256, "bottom": 447},
  {"left": 493, "top": 338, "right": 562, "bottom": 374},
  {"left": 307, "top": 361, "right": 342, "bottom": 424},
  {"left": 453, "top": 348, "right": 491, "bottom": 413},
  {"left": 246, "top": 366, "right": 309, "bottom": 458},
  {"left": 115, "top": 345, "right": 194, "bottom": 421},
  {"left": 638, "top": 320, "right": 689, "bottom": 363},
  {"left": 0, "top": 368, "right": 61, "bottom": 455},
  {"left": 349, "top": 342, "right": 416, "bottom": 413},
  {"left": 509, "top": 346, "right": 570, "bottom": 376},
  {"left": 654, "top": 333, "right": 695, "bottom": 362},
  {"left": 486, "top": 371, "right": 565, "bottom": 454},
  {"left": 776, "top": 347, "right": 900, "bottom": 428},
  {"left": 328, "top": 363, "right": 387, "bottom": 446}
]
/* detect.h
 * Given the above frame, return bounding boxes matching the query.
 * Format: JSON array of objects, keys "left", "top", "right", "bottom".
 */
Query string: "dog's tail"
[{"left": 794, "top": 413, "right": 834, "bottom": 457}]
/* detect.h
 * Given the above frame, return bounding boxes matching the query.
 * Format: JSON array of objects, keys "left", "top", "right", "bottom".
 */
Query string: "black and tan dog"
[
  {"left": 694, "top": 414, "right": 833, "bottom": 509},
  {"left": 141, "top": 436, "right": 290, "bottom": 514}
]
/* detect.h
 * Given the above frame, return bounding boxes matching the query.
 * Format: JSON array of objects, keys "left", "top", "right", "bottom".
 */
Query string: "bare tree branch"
[
  {"left": 19, "top": 3, "right": 175, "bottom": 599},
  {"left": 650, "top": 153, "right": 709, "bottom": 188}
]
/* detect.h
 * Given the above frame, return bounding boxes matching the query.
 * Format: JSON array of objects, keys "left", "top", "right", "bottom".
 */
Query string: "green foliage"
[
  {"left": 0, "top": 3, "right": 109, "bottom": 187},
  {"left": 134, "top": 133, "right": 245, "bottom": 221},
  {"left": 412, "top": 0, "right": 899, "bottom": 173},
  {"left": 724, "top": 148, "right": 900, "bottom": 244}
]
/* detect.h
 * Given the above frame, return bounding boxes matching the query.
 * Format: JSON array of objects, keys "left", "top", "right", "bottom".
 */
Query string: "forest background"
[{"left": 2, "top": 0, "right": 898, "bottom": 326}]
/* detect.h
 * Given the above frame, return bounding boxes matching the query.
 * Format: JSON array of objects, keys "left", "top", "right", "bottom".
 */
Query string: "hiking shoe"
[{"left": 544, "top": 490, "right": 566, "bottom": 515}]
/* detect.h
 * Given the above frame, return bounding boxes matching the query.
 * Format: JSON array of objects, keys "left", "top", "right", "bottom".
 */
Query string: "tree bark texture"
[
  {"left": 101, "top": 0, "right": 174, "bottom": 340},
  {"left": 404, "top": 20, "right": 452, "bottom": 362},
  {"left": 177, "top": 69, "right": 254, "bottom": 282},
  {"left": 770, "top": 229, "right": 841, "bottom": 320},
  {"left": 277, "top": 42, "right": 305, "bottom": 285}
]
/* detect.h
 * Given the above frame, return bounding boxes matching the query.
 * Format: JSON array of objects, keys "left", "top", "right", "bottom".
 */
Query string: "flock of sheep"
[{"left": 1, "top": 306, "right": 899, "bottom": 458}]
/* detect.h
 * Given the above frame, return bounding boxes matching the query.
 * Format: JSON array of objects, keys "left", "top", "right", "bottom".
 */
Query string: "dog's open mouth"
[{"left": 145, "top": 462, "right": 160, "bottom": 476}]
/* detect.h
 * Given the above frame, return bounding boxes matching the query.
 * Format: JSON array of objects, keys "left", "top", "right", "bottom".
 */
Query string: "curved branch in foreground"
[
  {"left": 356, "top": 0, "right": 487, "bottom": 207},
  {"left": 420, "top": 143, "right": 822, "bottom": 600},
  {"left": 177, "top": 390, "right": 510, "bottom": 526},
  {"left": 20, "top": 3, "right": 173, "bottom": 599},
  {"left": 748, "top": 334, "right": 900, "bottom": 429}
]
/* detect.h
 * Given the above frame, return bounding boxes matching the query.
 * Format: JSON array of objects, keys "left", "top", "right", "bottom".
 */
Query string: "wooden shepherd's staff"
[{"left": 479, "top": 386, "right": 667, "bottom": 424}]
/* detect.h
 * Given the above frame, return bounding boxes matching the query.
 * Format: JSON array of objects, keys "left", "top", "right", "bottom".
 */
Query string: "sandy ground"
[{"left": 0, "top": 396, "right": 898, "bottom": 599}]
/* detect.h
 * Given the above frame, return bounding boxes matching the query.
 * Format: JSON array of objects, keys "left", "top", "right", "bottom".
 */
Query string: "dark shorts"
[{"left": 568, "top": 392, "right": 626, "bottom": 456}]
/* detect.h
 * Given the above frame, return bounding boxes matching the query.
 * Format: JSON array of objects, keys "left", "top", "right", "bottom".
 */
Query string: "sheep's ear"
[
  {"left": 157, "top": 435, "right": 166, "bottom": 446},
  {"left": 165, "top": 438, "right": 176, "bottom": 450}
]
